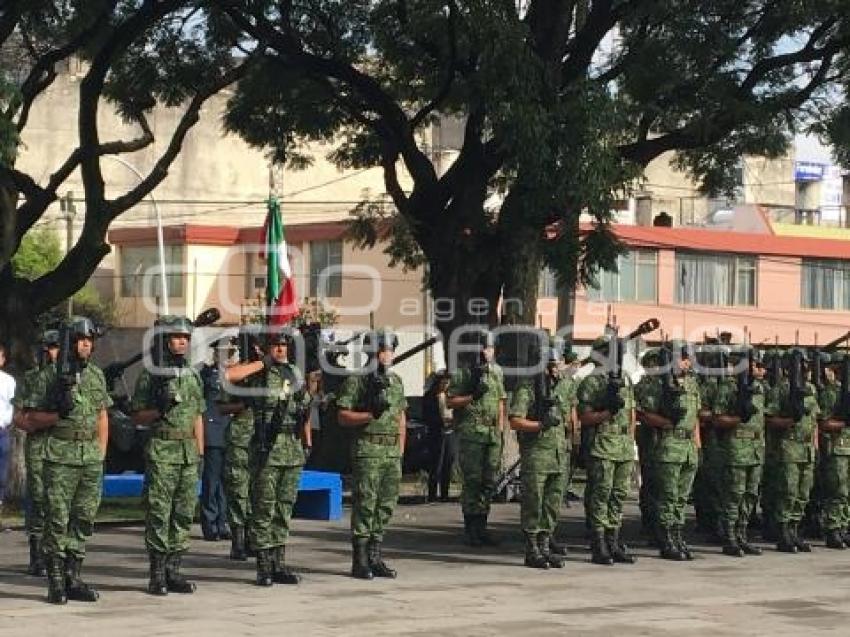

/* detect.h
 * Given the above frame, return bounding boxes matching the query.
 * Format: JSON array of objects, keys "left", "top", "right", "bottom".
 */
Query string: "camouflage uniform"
[
  {"left": 224, "top": 386, "right": 254, "bottom": 558},
  {"left": 693, "top": 375, "right": 723, "bottom": 540},
  {"left": 336, "top": 367, "right": 407, "bottom": 578},
  {"left": 765, "top": 376, "right": 819, "bottom": 551},
  {"left": 816, "top": 375, "right": 850, "bottom": 548},
  {"left": 634, "top": 371, "right": 660, "bottom": 539},
  {"left": 250, "top": 362, "right": 311, "bottom": 585},
  {"left": 712, "top": 375, "right": 766, "bottom": 555},
  {"left": 577, "top": 368, "right": 636, "bottom": 563},
  {"left": 509, "top": 373, "right": 576, "bottom": 567},
  {"left": 28, "top": 360, "right": 110, "bottom": 601},
  {"left": 448, "top": 363, "right": 506, "bottom": 542},
  {"left": 132, "top": 362, "right": 204, "bottom": 590}
]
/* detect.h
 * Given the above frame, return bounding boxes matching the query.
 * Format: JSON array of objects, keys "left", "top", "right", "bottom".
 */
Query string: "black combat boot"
[
  {"left": 272, "top": 546, "right": 301, "bottom": 584},
  {"left": 524, "top": 533, "right": 550, "bottom": 569},
  {"left": 218, "top": 526, "right": 232, "bottom": 541},
  {"left": 255, "top": 549, "right": 274, "bottom": 587},
  {"left": 791, "top": 523, "right": 811, "bottom": 553},
  {"left": 721, "top": 522, "right": 744, "bottom": 557},
  {"left": 660, "top": 528, "right": 686, "bottom": 561},
  {"left": 230, "top": 526, "right": 247, "bottom": 561},
  {"left": 367, "top": 539, "right": 397, "bottom": 578},
  {"left": 825, "top": 529, "right": 846, "bottom": 549},
  {"left": 165, "top": 553, "right": 196, "bottom": 593},
  {"left": 28, "top": 535, "right": 46, "bottom": 577},
  {"left": 538, "top": 532, "right": 564, "bottom": 568},
  {"left": 351, "top": 538, "right": 373, "bottom": 580},
  {"left": 46, "top": 555, "right": 67, "bottom": 605},
  {"left": 64, "top": 555, "right": 99, "bottom": 602},
  {"left": 676, "top": 527, "right": 694, "bottom": 560},
  {"left": 548, "top": 535, "right": 568, "bottom": 557},
  {"left": 590, "top": 529, "right": 614, "bottom": 565},
  {"left": 464, "top": 514, "right": 483, "bottom": 548},
  {"left": 776, "top": 524, "right": 798, "bottom": 553},
  {"left": 477, "top": 515, "right": 500, "bottom": 547},
  {"left": 606, "top": 527, "right": 636, "bottom": 564},
  {"left": 737, "top": 522, "right": 762, "bottom": 556},
  {"left": 147, "top": 552, "right": 168, "bottom": 595}
]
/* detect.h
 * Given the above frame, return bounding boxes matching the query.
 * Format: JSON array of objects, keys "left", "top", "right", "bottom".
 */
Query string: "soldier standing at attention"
[
  {"left": 13, "top": 330, "right": 60, "bottom": 577},
  {"left": 446, "top": 330, "right": 506, "bottom": 547},
  {"left": 509, "top": 345, "right": 576, "bottom": 569},
  {"left": 131, "top": 316, "right": 205, "bottom": 595},
  {"left": 244, "top": 329, "right": 312, "bottom": 586},
  {"left": 640, "top": 340, "right": 701, "bottom": 561},
  {"left": 577, "top": 335, "right": 637, "bottom": 566},
  {"left": 19, "top": 317, "right": 109, "bottom": 604},
  {"left": 634, "top": 348, "right": 662, "bottom": 545},
  {"left": 816, "top": 353, "right": 850, "bottom": 549},
  {"left": 711, "top": 348, "right": 767, "bottom": 557},
  {"left": 337, "top": 330, "right": 407, "bottom": 580},
  {"left": 765, "top": 349, "right": 819, "bottom": 553}
]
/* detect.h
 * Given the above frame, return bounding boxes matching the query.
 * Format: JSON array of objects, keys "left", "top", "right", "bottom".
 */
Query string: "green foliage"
[
  {"left": 0, "top": 76, "right": 20, "bottom": 167},
  {"left": 295, "top": 297, "right": 340, "bottom": 328},
  {"left": 347, "top": 196, "right": 427, "bottom": 272}
]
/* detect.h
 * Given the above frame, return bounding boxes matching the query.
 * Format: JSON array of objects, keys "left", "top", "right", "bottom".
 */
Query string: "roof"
[
  {"left": 108, "top": 221, "right": 347, "bottom": 246},
  {"left": 602, "top": 224, "right": 850, "bottom": 260}
]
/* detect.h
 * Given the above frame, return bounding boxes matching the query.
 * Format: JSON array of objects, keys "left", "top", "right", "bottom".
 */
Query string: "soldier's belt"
[
  {"left": 50, "top": 428, "right": 97, "bottom": 442},
  {"left": 661, "top": 428, "right": 693, "bottom": 440},
  {"left": 152, "top": 429, "right": 196, "bottom": 441},
  {"left": 781, "top": 430, "right": 809, "bottom": 442},
  {"left": 597, "top": 423, "right": 629, "bottom": 435},
  {"left": 733, "top": 430, "right": 761, "bottom": 440},
  {"left": 361, "top": 433, "right": 400, "bottom": 445}
]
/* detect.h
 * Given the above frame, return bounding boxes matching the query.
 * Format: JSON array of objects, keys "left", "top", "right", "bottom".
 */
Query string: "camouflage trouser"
[
  {"left": 459, "top": 435, "right": 502, "bottom": 516},
  {"left": 351, "top": 454, "right": 401, "bottom": 540},
  {"left": 656, "top": 459, "right": 697, "bottom": 529},
  {"left": 693, "top": 439, "right": 723, "bottom": 533},
  {"left": 43, "top": 460, "right": 103, "bottom": 559},
  {"left": 720, "top": 463, "right": 762, "bottom": 529},
  {"left": 636, "top": 426, "right": 657, "bottom": 531},
  {"left": 819, "top": 454, "right": 850, "bottom": 532},
  {"left": 521, "top": 469, "right": 565, "bottom": 535},
  {"left": 250, "top": 462, "right": 302, "bottom": 550},
  {"left": 774, "top": 460, "right": 814, "bottom": 524},
  {"left": 224, "top": 444, "right": 252, "bottom": 528},
  {"left": 586, "top": 457, "right": 633, "bottom": 531},
  {"left": 25, "top": 434, "right": 48, "bottom": 539},
  {"left": 760, "top": 453, "right": 780, "bottom": 532},
  {"left": 145, "top": 460, "right": 198, "bottom": 554}
]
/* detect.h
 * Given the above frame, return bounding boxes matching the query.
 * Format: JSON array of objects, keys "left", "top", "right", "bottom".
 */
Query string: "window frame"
[
  {"left": 587, "top": 248, "right": 659, "bottom": 304},
  {"left": 309, "top": 239, "right": 343, "bottom": 298},
  {"left": 674, "top": 251, "right": 757, "bottom": 308}
]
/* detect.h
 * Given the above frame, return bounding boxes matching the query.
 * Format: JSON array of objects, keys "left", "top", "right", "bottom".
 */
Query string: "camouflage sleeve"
[
  {"left": 24, "top": 366, "right": 56, "bottom": 411},
  {"left": 763, "top": 384, "right": 783, "bottom": 417},
  {"left": 576, "top": 376, "right": 599, "bottom": 413},
  {"left": 494, "top": 365, "right": 507, "bottom": 400},
  {"left": 711, "top": 380, "right": 734, "bottom": 416},
  {"left": 334, "top": 375, "right": 363, "bottom": 411},
  {"left": 131, "top": 369, "right": 153, "bottom": 411},
  {"left": 92, "top": 366, "right": 113, "bottom": 410},
  {"left": 818, "top": 386, "right": 837, "bottom": 416},
  {"left": 13, "top": 369, "right": 35, "bottom": 409},
  {"left": 509, "top": 383, "right": 533, "bottom": 419},
  {"left": 807, "top": 383, "right": 821, "bottom": 418},
  {"left": 395, "top": 375, "right": 408, "bottom": 412}
]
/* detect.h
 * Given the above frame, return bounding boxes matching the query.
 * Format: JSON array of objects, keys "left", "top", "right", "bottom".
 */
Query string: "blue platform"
[{"left": 102, "top": 470, "right": 342, "bottom": 521}]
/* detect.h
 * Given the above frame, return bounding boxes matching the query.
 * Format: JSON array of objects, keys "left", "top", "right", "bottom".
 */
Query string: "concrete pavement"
[{"left": 2, "top": 501, "right": 850, "bottom": 636}]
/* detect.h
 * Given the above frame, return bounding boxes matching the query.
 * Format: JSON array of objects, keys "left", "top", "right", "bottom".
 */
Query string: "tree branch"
[{"left": 410, "top": 1, "right": 459, "bottom": 129}]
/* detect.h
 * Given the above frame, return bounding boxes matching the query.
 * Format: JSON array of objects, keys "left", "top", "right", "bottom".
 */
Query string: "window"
[
  {"left": 243, "top": 254, "right": 266, "bottom": 298},
  {"left": 309, "top": 240, "right": 342, "bottom": 297},
  {"left": 675, "top": 252, "right": 756, "bottom": 306},
  {"left": 538, "top": 267, "right": 557, "bottom": 298},
  {"left": 120, "top": 245, "right": 183, "bottom": 298},
  {"left": 588, "top": 249, "right": 658, "bottom": 303},
  {"left": 801, "top": 259, "right": 850, "bottom": 310}
]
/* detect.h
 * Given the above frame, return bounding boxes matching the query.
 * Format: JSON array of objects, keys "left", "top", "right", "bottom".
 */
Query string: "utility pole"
[{"left": 59, "top": 191, "right": 76, "bottom": 317}]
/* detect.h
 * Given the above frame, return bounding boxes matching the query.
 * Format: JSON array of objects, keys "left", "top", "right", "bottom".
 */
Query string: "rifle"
[
  {"left": 788, "top": 349, "right": 806, "bottom": 422},
  {"left": 767, "top": 350, "right": 782, "bottom": 387},
  {"left": 533, "top": 349, "right": 557, "bottom": 430},
  {"left": 823, "top": 330, "right": 850, "bottom": 353},
  {"left": 361, "top": 335, "right": 439, "bottom": 417},
  {"left": 53, "top": 324, "right": 82, "bottom": 415},
  {"left": 736, "top": 348, "right": 756, "bottom": 421},
  {"left": 605, "top": 319, "right": 660, "bottom": 414},
  {"left": 659, "top": 345, "right": 685, "bottom": 423}
]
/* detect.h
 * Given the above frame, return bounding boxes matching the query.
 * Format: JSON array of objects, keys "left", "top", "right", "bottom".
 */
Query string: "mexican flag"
[{"left": 262, "top": 196, "right": 298, "bottom": 325}]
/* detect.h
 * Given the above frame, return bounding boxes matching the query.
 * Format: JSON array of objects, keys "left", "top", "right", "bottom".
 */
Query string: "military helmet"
[
  {"left": 665, "top": 338, "right": 691, "bottom": 359},
  {"left": 362, "top": 329, "right": 399, "bottom": 353},
  {"left": 826, "top": 351, "right": 846, "bottom": 366},
  {"left": 41, "top": 329, "right": 60, "bottom": 347},
  {"left": 66, "top": 316, "right": 97, "bottom": 339},
  {"left": 155, "top": 314, "right": 193, "bottom": 336},
  {"left": 267, "top": 327, "right": 296, "bottom": 347},
  {"left": 591, "top": 335, "right": 612, "bottom": 354},
  {"left": 640, "top": 347, "right": 662, "bottom": 367},
  {"left": 563, "top": 347, "right": 578, "bottom": 364}
]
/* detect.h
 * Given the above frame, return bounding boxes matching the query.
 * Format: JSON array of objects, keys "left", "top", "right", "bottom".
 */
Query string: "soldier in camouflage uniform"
[
  {"left": 764, "top": 348, "right": 819, "bottom": 553},
  {"left": 337, "top": 330, "right": 407, "bottom": 580},
  {"left": 21, "top": 317, "right": 110, "bottom": 604},
  {"left": 577, "top": 335, "right": 637, "bottom": 566},
  {"left": 446, "top": 330, "right": 506, "bottom": 547},
  {"left": 634, "top": 348, "right": 661, "bottom": 544},
  {"left": 247, "top": 328, "right": 312, "bottom": 586},
  {"left": 693, "top": 349, "right": 723, "bottom": 543},
  {"left": 131, "top": 316, "right": 205, "bottom": 595},
  {"left": 759, "top": 349, "right": 784, "bottom": 541},
  {"left": 640, "top": 340, "right": 700, "bottom": 561},
  {"left": 816, "top": 353, "right": 850, "bottom": 549},
  {"left": 13, "top": 329, "right": 60, "bottom": 577},
  {"left": 711, "top": 348, "right": 767, "bottom": 557},
  {"left": 220, "top": 325, "right": 265, "bottom": 561},
  {"left": 509, "top": 345, "right": 577, "bottom": 569}
]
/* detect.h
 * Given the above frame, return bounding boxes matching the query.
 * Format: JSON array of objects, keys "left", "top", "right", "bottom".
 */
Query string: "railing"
[{"left": 762, "top": 204, "right": 849, "bottom": 228}]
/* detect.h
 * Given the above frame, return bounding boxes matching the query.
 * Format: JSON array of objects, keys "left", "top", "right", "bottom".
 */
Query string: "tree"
[
  {"left": 219, "top": 1, "right": 850, "bottom": 346},
  {"left": 0, "top": 0, "right": 257, "bottom": 367}
]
